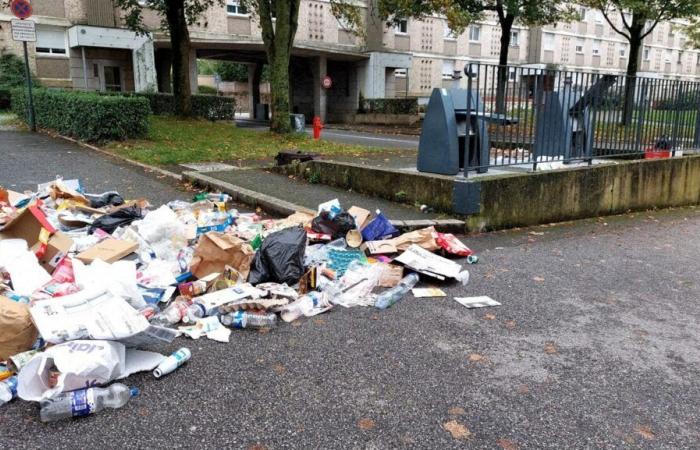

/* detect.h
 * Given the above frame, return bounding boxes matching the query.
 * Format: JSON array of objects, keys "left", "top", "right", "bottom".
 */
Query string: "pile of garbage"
[{"left": 0, "top": 179, "right": 479, "bottom": 422}]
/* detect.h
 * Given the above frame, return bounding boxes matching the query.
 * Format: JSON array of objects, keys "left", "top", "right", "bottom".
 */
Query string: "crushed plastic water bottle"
[
  {"left": 0, "top": 376, "right": 18, "bottom": 407},
  {"left": 220, "top": 311, "right": 277, "bottom": 329},
  {"left": 375, "top": 273, "right": 420, "bottom": 309},
  {"left": 39, "top": 383, "right": 139, "bottom": 423}
]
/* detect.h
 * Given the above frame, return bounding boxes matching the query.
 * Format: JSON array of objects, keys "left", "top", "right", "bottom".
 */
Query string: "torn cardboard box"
[
  {"left": 0, "top": 205, "right": 74, "bottom": 273},
  {"left": 361, "top": 240, "right": 398, "bottom": 255},
  {"left": 190, "top": 232, "right": 254, "bottom": 279}
]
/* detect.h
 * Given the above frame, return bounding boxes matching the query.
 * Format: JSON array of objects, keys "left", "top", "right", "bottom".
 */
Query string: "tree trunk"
[
  {"left": 165, "top": 0, "right": 192, "bottom": 117},
  {"left": 496, "top": 16, "right": 514, "bottom": 114},
  {"left": 269, "top": 47, "right": 292, "bottom": 133},
  {"left": 258, "top": 0, "right": 300, "bottom": 133},
  {"left": 622, "top": 15, "right": 645, "bottom": 126}
]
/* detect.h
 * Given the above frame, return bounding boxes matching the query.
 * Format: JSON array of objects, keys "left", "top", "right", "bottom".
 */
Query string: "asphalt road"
[{"left": 3, "top": 129, "right": 700, "bottom": 449}]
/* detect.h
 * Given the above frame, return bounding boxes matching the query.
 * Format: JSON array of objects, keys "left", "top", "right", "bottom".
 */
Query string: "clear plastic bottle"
[
  {"left": 39, "top": 383, "right": 139, "bottom": 423},
  {"left": 220, "top": 311, "right": 277, "bottom": 329},
  {"left": 182, "top": 302, "right": 207, "bottom": 324},
  {"left": 0, "top": 376, "right": 18, "bottom": 406},
  {"left": 151, "top": 300, "right": 189, "bottom": 326},
  {"left": 375, "top": 273, "right": 420, "bottom": 310},
  {"left": 206, "top": 193, "right": 231, "bottom": 203}
]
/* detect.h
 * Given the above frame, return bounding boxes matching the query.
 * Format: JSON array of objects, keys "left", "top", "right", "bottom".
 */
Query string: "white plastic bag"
[{"left": 17, "top": 340, "right": 163, "bottom": 402}]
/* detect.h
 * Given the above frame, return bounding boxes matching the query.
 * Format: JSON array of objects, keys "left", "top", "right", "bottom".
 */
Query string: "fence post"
[{"left": 634, "top": 79, "right": 647, "bottom": 153}]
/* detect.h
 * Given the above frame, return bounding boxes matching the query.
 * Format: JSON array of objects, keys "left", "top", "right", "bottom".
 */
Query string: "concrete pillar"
[
  {"left": 189, "top": 48, "right": 198, "bottom": 94},
  {"left": 155, "top": 49, "right": 172, "bottom": 93},
  {"left": 247, "top": 63, "right": 263, "bottom": 119},
  {"left": 312, "top": 55, "right": 327, "bottom": 122}
]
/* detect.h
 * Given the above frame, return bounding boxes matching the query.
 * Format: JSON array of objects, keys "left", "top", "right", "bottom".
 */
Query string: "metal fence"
[{"left": 455, "top": 62, "right": 700, "bottom": 172}]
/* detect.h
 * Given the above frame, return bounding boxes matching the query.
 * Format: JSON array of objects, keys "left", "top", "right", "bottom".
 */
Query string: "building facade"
[{"left": 2, "top": 1, "right": 699, "bottom": 122}]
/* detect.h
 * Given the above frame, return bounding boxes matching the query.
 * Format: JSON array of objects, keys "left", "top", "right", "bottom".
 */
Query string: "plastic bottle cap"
[{"left": 130, "top": 387, "right": 140, "bottom": 397}]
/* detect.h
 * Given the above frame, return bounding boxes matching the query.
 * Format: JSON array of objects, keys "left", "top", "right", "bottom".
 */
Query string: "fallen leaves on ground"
[
  {"left": 272, "top": 363, "right": 286, "bottom": 374},
  {"left": 248, "top": 444, "right": 268, "bottom": 450},
  {"left": 634, "top": 425, "right": 656, "bottom": 440},
  {"left": 358, "top": 418, "right": 376, "bottom": 430},
  {"left": 443, "top": 420, "right": 472, "bottom": 440},
  {"left": 468, "top": 353, "right": 485, "bottom": 362},
  {"left": 505, "top": 320, "right": 517, "bottom": 330},
  {"left": 496, "top": 438, "right": 519, "bottom": 450},
  {"left": 448, "top": 406, "right": 466, "bottom": 416},
  {"left": 544, "top": 342, "right": 558, "bottom": 354},
  {"left": 517, "top": 384, "right": 530, "bottom": 395},
  {"left": 533, "top": 276, "right": 545, "bottom": 282},
  {"left": 291, "top": 320, "right": 302, "bottom": 327},
  {"left": 484, "top": 313, "right": 496, "bottom": 321},
  {"left": 313, "top": 318, "right": 326, "bottom": 325}
]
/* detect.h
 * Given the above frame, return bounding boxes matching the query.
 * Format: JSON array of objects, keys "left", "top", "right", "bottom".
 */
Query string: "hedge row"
[
  {"left": 360, "top": 98, "right": 418, "bottom": 115},
  {"left": 12, "top": 88, "right": 150, "bottom": 142},
  {"left": 109, "top": 91, "right": 236, "bottom": 120}
]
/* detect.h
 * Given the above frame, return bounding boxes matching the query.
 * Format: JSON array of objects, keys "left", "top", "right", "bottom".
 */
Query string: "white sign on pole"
[{"left": 11, "top": 19, "right": 36, "bottom": 42}]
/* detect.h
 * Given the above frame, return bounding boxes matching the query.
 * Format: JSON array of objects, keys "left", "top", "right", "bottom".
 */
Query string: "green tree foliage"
[
  {"left": 115, "top": 0, "right": 224, "bottom": 117},
  {"left": 337, "top": 0, "right": 576, "bottom": 112},
  {"left": 585, "top": 0, "right": 700, "bottom": 124},
  {"left": 0, "top": 53, "right": 29, "bottom": 87}
]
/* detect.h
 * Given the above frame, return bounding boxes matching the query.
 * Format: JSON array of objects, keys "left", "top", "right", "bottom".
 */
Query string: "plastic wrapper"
[
  {"left": 310, "top": 211, "right": 356, "bottom": 240},
  {"left": 324, "top": 261, "right": 383, "bottom": 308},
  {"left": 248, "top": 226, "right": 307, "bottom": 285},
  {"left": 434, "top": 232, "right": 473, "bottom": 257},
  {"left": 89, "top": 206, "right": 142, "bottom": 235}
]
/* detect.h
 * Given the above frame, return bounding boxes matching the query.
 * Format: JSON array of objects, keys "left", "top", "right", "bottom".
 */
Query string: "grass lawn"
[{"left": 107, "top": 116, "right": 397, "bottom": 166}]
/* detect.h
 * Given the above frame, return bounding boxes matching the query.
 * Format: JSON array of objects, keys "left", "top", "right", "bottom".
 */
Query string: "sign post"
[{"left": 10, "top": 0, "right": 36, "bottom": 132}]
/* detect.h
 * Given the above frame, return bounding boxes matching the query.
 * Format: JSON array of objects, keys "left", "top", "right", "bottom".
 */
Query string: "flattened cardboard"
[
  {"left": 361, "top": 240, "right": 398, "bottom": 255},
  {"left": 190, "top": 232, "right": 255, "bottom": 279},
  {"left": 348, "top": 206, "right": 371, "bottom": 230},
  {"left": 378, "top": 263, "right": 403, "bottom": 288},
  {"left": 76, "top": 238, "right": 138, "bottom": 263}
]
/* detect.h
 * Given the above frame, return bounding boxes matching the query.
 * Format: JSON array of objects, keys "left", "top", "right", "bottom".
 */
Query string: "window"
[
  {"left": 543, "top": 32, "right": 555, "bottom": 51},
  {"left": 665, "top": 49, "right": 672, "bottom": 63},
  {"left": 394, "top": 68, "right": 407, "bottom": 78},
  {"left": 508, "top": 68, "right": 517, "bottom": 82},
  {"left": 592, "top": 39, "right": 601, "bottom": 56},
  {"left": 575, "top": 38, "right": 584, "bottom": 54},
  {"left": 594, "top": 10, "right": 603, "bottom": 24},
  {"left": 442, "top": 60, "right": 455, "bottom": 79},
  {"left": 395, "top": 19, "right": 408, "bottom": 34},
  {"left": 579, "top": 6, "right": 586, "bottom": 21},
  {"left": 643, "top": 46, "right": 651, "bottom": 61},
  {"left": 619, "top": 45, "right": 627, "bottom": 58},
  {"left": 443, "top": 24, "right": 456, "bottom": 40},
  {"left": 697, "top": 54, "right": 700, "bottom": 66},
  {"left": 36, "top": 26, "right": 66, "bottom": 56},
  {"left": 226, "top": 0, "right": 248, "bottom": 16},
  {"left": 510, "top": 30, "right": 519, "bottom": 47},
  {"left": 468, "top": 25, "right": 480, "bottom": 42},
  {"left": 678, "top": 51, "right": 683, "bottom": 64}
]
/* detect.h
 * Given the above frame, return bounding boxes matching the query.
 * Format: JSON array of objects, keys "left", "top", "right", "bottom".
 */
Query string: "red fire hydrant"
[{"left": 312, "top": 116, "right": 324, "bottom": 140}]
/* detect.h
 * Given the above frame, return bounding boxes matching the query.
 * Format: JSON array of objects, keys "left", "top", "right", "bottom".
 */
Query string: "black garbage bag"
[
  {"left": 311, "top": 211, "right": 356, "bottom": 240},
  {"left": 248, "top": 226, "right": 306, "bottom": 285},
  {"left": 88, "top": 206, "right": 142, "bottom": 234},
  {"left": 87, "top": 192, "right": 125, "bottom": 209}
]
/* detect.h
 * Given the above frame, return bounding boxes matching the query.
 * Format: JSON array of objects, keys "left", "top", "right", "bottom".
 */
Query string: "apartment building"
[{"left": 1, "top": 1, "right": 698, "bottom": 123}]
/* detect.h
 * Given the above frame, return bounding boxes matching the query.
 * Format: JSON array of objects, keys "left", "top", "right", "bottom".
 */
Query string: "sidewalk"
[{"left": 197, "top": 167, "right": 445, "bottom": 221}]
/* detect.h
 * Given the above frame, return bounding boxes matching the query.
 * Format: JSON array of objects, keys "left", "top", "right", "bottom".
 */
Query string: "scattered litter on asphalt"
[
  {"left": 0, "top": 177, "right": 480, "bottom": 421},
  {"left": 454, "top": 296, "right": 501, "bottom": 309}
]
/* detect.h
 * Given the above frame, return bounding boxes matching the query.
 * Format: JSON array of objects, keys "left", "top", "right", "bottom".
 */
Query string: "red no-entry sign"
[
  {"left": 11, "top": 0, "right": 33, "bottom": 19},
  {"left": 322, "top": 75, "right": 332, "bottom": 89}
]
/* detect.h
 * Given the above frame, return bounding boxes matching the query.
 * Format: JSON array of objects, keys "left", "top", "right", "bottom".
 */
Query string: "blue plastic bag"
[{"left": 361, "top": 213, "right": 399, "bottom": 241}]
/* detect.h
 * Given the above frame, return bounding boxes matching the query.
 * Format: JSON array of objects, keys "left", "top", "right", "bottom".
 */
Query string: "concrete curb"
[
  {"left": 50, "top": 133, "right": 183, "bottom": 182},
  {"left": 183, "top": 171, "right": 466, "bottom": 232}
]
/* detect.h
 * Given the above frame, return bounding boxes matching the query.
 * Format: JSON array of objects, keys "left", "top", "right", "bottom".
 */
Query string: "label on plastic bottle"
[
  {"left": 173, "top": 349, "right": 188, "bottom": 362},
  {"left": 4, "top": 377, "right": 18, "bottom": 397},
  {"left": 231, "top": 311, "right": 246, "bottom": 329},
  {"left": 71, "top": 389, "right": 95, "bottom": 417}
]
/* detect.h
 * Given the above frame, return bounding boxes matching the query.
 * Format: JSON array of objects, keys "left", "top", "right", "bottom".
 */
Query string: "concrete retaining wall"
[{"left": 276, "top": 155, "right": 700, "bottom": 231}]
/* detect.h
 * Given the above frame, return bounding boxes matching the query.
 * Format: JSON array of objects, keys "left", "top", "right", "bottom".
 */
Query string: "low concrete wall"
[
  {"left": 352, "top": 113, "right": 420, "bottom": 126},
  {"left": 276, "top": 155, "right": 700, "bottom": 231}
]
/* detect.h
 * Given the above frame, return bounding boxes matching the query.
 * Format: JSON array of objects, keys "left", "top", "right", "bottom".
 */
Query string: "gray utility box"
[
  {"left": 533, "top": 74, "right": 616, "bottom": 162},
  {"left": 417, "top": 88, "right": 517, "bottom": 176}
]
